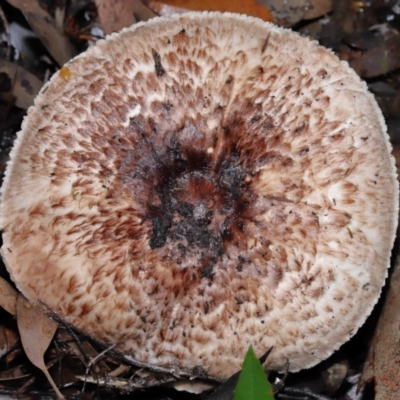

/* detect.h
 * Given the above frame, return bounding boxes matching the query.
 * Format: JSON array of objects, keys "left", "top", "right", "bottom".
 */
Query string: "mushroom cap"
[{"left": 0, "top": 12, "right": 398, "bottom": 378}]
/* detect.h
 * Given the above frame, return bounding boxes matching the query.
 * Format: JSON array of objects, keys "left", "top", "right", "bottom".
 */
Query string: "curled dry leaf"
[
  {"left": 143, "top": 0, "right": 274, "bottom": 21},
  {"left": 16, "top": 294, "right": 63, "bottom": 399},
  {"left": 94, "top": 0, "right": 136, "bottom": 35},
  {"left": 0, "top": 275, "right": 18, "bottom": 315},
  {"left": 0, "top": 60, "right": 43, "bottom": 110}
]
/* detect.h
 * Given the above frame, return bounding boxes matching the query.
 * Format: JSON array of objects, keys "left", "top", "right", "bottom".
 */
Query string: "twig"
[
  {"left": 87, "top": 344, "right": 116, "bottom": 369},
  {"left": 278, "top": 387, "right": 333, "bottom": 400},
  {"left": 81, "top": 344, "right": 116, "bottom": 392},
  {"left": 39, "top": 300, "right": 91, "bottom": 367}
]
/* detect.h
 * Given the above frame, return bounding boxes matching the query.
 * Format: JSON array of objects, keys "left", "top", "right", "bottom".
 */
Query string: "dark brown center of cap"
[{"left": 119, "top": 120, "right": 258, "bottom": 278}]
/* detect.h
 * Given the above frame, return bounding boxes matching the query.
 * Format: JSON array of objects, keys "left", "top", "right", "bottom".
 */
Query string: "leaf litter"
[
  {"left": 16, "top": 295, "right": 62, "bottom": 399},
  {"left": 0, "top": 0, "right": 399, "bottom": 399}
]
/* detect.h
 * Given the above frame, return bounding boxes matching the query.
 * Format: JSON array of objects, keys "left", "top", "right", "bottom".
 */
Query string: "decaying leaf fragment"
[
  {"left": 16, "top": 294, "right": 63, "bottom": 399},
  {"left": 0, "top": 275, "right": 18, "bottom": 316},
  {"left": 258, "top": 0, "right": 332, "bottom": 26},
  {"left": 0, "top": 60, "right": 43, "bottom": 110},
  {"left": 359, "top": 244, "right": 400, "bottom": 399},
  {"left": 130, "top": 0, "right": 157, "bottom": 21},
  {"left": 94, "top": 0, "right": 136, "bottom": 35},
  {"left": 348, "top": 32, "right": 400, "bottom": 78},
  {"left": 5, "top": 0, "right": 77, "bottom": 65},
  {"left": 0, "top": 364, "right": 30, "bottom": 381}
]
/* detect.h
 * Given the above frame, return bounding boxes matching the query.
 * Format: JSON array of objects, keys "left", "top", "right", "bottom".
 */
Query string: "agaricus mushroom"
[{"left": 0, "top": 12, "right": 398, "bottom": 378}]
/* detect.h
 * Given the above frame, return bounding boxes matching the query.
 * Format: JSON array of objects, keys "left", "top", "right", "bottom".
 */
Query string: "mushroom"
[{"left": 0, "top": 12, "right": 398, "bottom": 378}]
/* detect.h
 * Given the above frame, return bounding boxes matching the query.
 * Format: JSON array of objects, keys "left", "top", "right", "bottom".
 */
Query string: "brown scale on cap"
[{"left": 0, "top": 12, "right": 398, "bottom": 379}]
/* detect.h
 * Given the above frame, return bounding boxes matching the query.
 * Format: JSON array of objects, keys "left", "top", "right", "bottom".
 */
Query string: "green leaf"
[{"left": 234, "top": 346, "right": 275, "bottom": 400}]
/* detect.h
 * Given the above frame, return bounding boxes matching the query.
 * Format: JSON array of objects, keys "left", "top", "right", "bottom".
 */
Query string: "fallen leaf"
[
  {"left": 6, "top": 0, "right": 77, "bottom": 65},
  {"left": 0, "top": 276, "right": 18, "bottom": 315},
  {"left": 144, "top": 0, "right": 274, "bottom": 21},
  {"left": 129, "top": 0, "right": 157, "bottom": 21},
  {"left": 16, "top": 294, "right": 64, "bottom": 399},
  {"left": 348, "top": 33, "right": 400, "bottom": 78},
  {"left": 0, "top": 60, "right": 43, "bottom": 110},
  {"left": 315, "top": 0, "right": 355, "bottom": 51},
  {"left": 359, "top": 245, "right": 400, "bottom": 399},
  {"left": 0, "top": 364, "right": 30, "bottom": 381},
  {"left": 258, "top": 0, "right": 331, "bottom": 26},
  {"left": 0, "top": 325, "right": 19, "bottom": 364},
  {"left": 321, "top": 360, "right": 349, "bottom": 396},
  {"left": 94, "top": 0, "right": 136, "bottom": 34},
  {"left": 302, "top": 0, "right": 332, "bottom": 19},
  {"left": 343, "top": 30, "right": 383, "bottom": 50}
]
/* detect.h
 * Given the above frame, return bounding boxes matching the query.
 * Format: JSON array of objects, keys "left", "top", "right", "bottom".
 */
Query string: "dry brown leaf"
[
  {"left": 129, "top": 0, "right": 157, "bottom": 21},
  {"left": 0, "top": 60, "right": 43, "bottom": 110},
  {"left": 94, "top": 0, "right": 136, "bottom": 35},
  {"left": 16, "top": 294, "right": 64, "bottom": 399},
  {"left": 6, "top": 0, "right": 77, "bottom": 65},
  {"left": 4, "top": 0, "right": 37, "bottom": 13},
  {"left": 0, "top": 364, "right": 30, "bottom": 381},
  {"left": 302, "top": 0, "right": 332, "bottom": 19},
  {"left": 0, "top": 325, "right": 19, "bottom": 364},
  {"left": 359, "top": 245, "right": 400, "bottom": 399},
  {"left": 144, "top": 0, "right": 274, "bottom": 21},
  {"left": 143, "top": 1, "right": 186, "bottom": 16},
  {"left": 321, "top": 360, "right": 349, "bottom": 396},
  {"left": 258, "top": 0, "right": 331, "bottom": 26},
  {"left": 0, "top": 275, "right": 18, "bottom": 315},
  {"left": 348, "top": 33, "right": 400, "bottom": 78}
]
